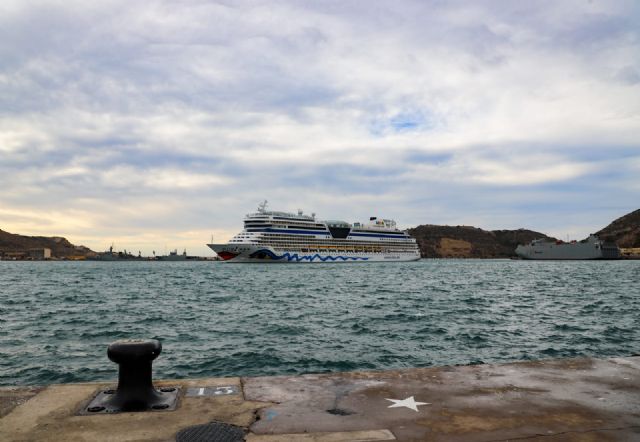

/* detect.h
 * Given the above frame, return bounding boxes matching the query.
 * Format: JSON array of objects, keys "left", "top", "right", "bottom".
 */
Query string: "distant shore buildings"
[{"left": 0, "top": 248, "right": 52, "bottom": 260}]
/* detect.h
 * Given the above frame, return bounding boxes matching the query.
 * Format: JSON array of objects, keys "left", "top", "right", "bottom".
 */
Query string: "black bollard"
[
  {"left": 106, "top": 339, "right": 164, "bottom": 411},
  {"left": 82, "top": 339, "right": 179, "bottom": 414}
]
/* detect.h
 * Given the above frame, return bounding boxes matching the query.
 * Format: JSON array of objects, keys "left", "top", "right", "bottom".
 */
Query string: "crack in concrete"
[
  {"left": 241, "top": 377, "right": 262, "bottom": 432},
  {"left": 239, "top": 377, "right": 247, "bottom": 400}
]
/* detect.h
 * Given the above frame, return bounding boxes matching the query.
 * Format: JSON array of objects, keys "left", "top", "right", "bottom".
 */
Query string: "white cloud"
[
  {"left": 401, "top": 149, "right": 597, "bottom": 186},
  {"left": 99, "top": 166, "right": 231, "bottom": 190}
]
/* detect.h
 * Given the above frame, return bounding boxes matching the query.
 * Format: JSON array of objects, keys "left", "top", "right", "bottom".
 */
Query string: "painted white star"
[{"left": 385, "top": 396, "right": 431, "bottom": 412}]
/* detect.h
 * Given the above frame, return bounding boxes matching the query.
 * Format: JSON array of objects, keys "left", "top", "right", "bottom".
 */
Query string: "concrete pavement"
[{"left": 1, "top": 357, "right": 639, "bottom": 441}]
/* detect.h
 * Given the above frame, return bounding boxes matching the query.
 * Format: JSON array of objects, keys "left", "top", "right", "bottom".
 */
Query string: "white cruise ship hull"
[
  {"left": 208, "top": 244, "right": 420, "bottom": 263},
  {"left": 208, "top": 203, "right": 421, "bottom": 263}
]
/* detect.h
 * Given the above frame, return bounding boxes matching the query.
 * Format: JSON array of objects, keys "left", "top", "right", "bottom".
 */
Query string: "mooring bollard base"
[
  {"left": 77, "top": 339, "right": 180, "bottom": 414},
  {"left": 79, "top": 386, "right": 181, "bottom": 414}
]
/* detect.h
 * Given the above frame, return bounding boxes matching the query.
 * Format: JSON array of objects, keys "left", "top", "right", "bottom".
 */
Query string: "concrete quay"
[{"left": 1, "top": 356, "right": 639, "bottom": 441}]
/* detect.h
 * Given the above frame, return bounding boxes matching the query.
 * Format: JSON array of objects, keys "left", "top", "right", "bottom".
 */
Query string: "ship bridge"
[{"left": 325, "top": 220, "right": 351, "bottom": 239}]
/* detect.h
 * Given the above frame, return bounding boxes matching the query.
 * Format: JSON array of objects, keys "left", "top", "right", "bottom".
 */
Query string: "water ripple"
[{"left": 0, "top": 259, "right": 639, "bottom": 386}]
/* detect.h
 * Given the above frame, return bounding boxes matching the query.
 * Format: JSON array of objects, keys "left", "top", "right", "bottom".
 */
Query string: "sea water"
[{"left": 1, "top": 259, "right": 638, "bottom": 386}]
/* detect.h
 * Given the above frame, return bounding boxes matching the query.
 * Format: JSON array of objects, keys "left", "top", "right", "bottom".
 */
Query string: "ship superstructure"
[
  {"left": 515, "top": 235, "right": 620, "bottom": 260},
  {"left": 208, "top": 201, "right": 421, "bottom": 263}
]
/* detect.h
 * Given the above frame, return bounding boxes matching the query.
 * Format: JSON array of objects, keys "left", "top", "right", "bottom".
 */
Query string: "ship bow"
[{"left": 207, "top": 244, "right": 240, "bottom": 261}]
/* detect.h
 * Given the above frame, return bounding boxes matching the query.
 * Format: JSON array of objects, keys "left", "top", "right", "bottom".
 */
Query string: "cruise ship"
[
  {"left": 208, "top": 202, "right": 421, "bottom": 263},
  {"left": 515, "top": 235, "right": 620, "bottom": 260}
]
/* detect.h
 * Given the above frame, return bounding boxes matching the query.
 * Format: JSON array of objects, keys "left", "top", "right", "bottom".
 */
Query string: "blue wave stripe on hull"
[{"left": 249, "top": 249, "right": 369, "bottom": 262}]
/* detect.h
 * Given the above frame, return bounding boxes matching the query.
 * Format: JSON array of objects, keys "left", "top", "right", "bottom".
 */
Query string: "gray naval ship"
[{"left": 515, "top": 234, "right": 620, "bottom": 260}]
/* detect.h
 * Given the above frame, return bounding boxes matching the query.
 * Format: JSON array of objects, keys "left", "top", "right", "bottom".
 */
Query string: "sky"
[{"left": 1, "top": 0, "right": 639, "bottom": 256}]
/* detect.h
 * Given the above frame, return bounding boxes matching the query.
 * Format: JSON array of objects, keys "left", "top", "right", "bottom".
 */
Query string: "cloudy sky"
[{"left": 1, "top": 0, "right": 639, "bottom": 255}]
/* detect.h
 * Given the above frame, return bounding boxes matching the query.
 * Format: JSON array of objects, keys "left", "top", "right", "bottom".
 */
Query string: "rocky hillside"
[
  {"left": 596, "top": 209, "right": 640, "bottom": 248},
  {"left": 0, "top": 229, "right": 95, "bottom": 258},
  {"left": 408, "top": 225, "right": 555, "bottom": 258}
]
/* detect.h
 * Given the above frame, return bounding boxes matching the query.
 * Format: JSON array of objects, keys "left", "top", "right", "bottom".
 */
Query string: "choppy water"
[{"left": 1, "top": 260, "right": 638, "bottom": 386}]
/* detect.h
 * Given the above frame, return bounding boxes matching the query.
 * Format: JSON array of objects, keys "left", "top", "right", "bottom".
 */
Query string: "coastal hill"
[
  {"left": 0, "top": 229, "right": 95, "bottom": 258},
  {"left": 409, "top": 207, "right": 639, "bottom": 258},
  {"left": 596, "top": 209, "right": 640, "bottom": 248},
  {"left": 407, "top": 225, "right": 554, "bottom": 258}
]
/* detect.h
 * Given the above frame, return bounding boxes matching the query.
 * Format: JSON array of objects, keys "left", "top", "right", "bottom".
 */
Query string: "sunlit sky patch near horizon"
[{"left": 1, "top": 0, "right": 639, "bottom": 255}]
